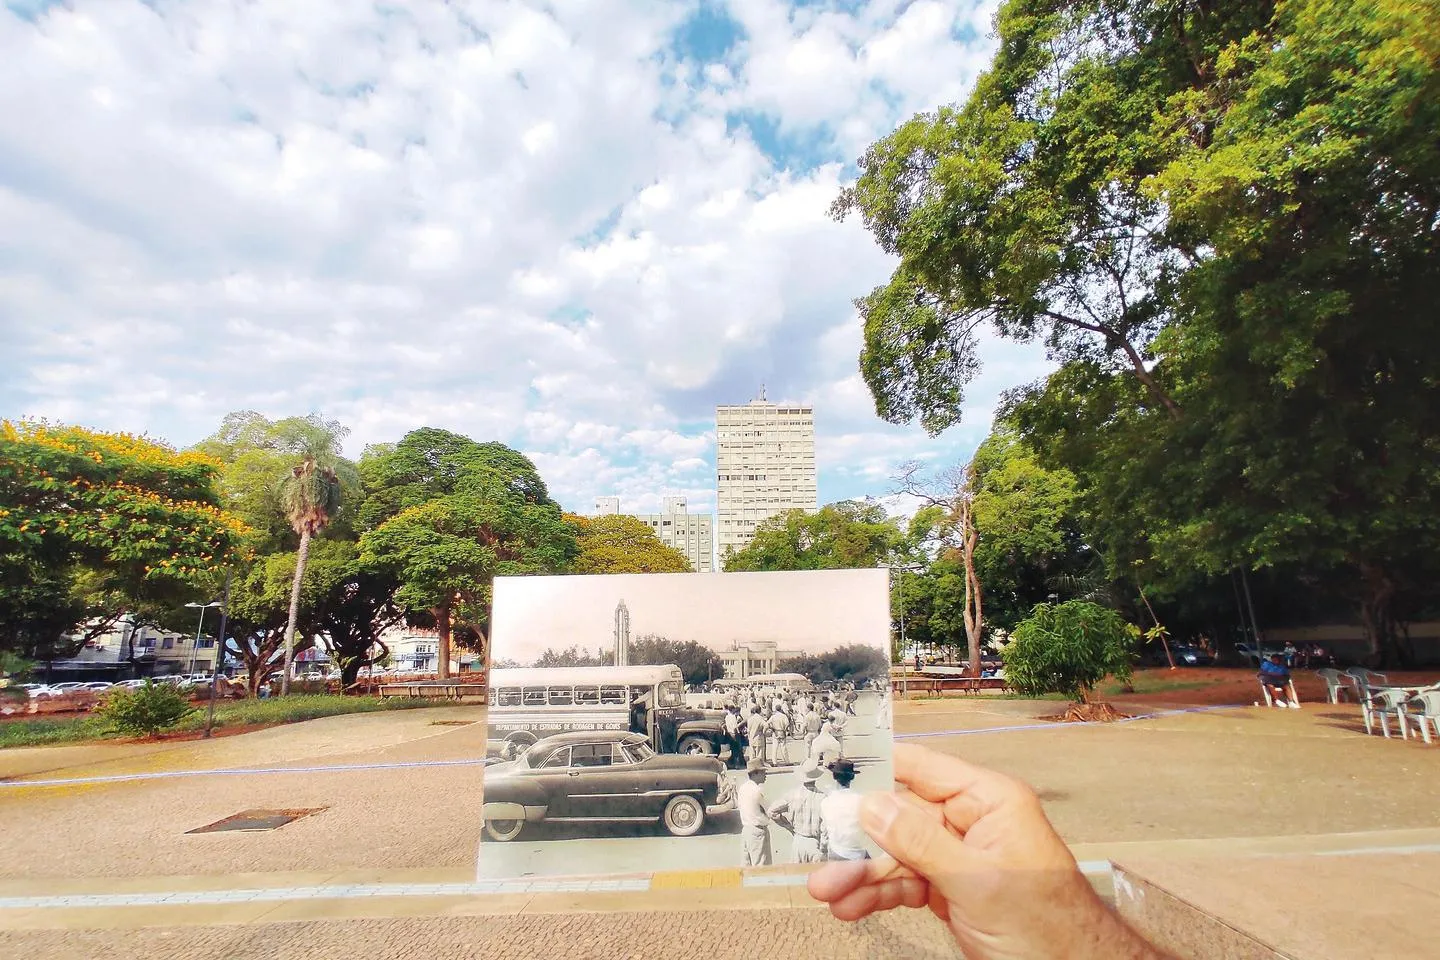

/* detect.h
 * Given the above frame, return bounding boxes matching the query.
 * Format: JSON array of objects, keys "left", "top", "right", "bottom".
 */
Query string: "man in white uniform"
[
  {"left": 820, "top": 758, "right": 868, "bottom": 861},
  {"left": 737, "top": 757, "right": 772, "bottom": 866}
]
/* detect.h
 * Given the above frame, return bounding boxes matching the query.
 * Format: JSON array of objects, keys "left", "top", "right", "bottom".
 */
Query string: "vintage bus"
[
  {"left": 486, "top": 665, "right": 729, "bottom": 760},
  {"left": 712, "top": 672, "right": 814, "bottom": 693}
]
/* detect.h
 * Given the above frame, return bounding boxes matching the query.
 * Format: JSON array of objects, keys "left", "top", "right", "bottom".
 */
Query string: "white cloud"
[{"left": 0, "top": 0, "right": 1048, "bottom": 519}]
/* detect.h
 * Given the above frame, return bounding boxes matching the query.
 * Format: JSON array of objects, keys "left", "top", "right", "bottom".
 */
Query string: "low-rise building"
[
  {"left": 593, "top": 496, "right": 714, "bottom": 573},
  {"left": 716, "top": 640, "right": 804, "bottom": 680}
]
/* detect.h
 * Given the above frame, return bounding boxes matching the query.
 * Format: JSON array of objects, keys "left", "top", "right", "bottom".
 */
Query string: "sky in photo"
[
  {"left": 490, "top": 568, "right": 890, "bottom": 665},
  {"left": 0, "top": 0, "right": 1052, "bottom": 514}
]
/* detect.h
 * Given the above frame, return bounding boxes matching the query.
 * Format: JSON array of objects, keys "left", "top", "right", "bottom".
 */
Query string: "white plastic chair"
[
  {"left": 1365, "top": 689, "right": 1410, "bottom": 739},
  {"left": 1259, "top": 676, "right": 1299, "bottom": 709},
  {"left": 1316, "top": 668, "right": 1348, "bottom": 703},
  {"left": 1406, "top": 692, "right": 1440, "bottom": 744}
]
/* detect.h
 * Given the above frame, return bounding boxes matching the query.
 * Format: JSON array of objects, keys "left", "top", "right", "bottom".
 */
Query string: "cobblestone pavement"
[{"left": 0, "top": 909, "right": 964, "bottom": 960}]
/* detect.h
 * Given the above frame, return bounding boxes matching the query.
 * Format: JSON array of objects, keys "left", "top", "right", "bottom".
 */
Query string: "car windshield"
[{"left": 657, "top": 680, "right": 684, "bottom": 708}]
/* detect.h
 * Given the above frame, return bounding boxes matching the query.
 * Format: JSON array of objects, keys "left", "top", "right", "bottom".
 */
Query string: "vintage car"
[{"left": 481, "top": 730, "right": 735, "bottom": 842}]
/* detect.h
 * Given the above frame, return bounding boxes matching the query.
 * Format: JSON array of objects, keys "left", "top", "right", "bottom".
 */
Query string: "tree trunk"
[
  {"left": 435, "top": 604, "right": 452, "bottom": 680},
  {"left": 1358, "top": 561, "right": 1398, "bottom": 667},
  {"left": 280, "top": 528, "right": 312, "bottom": 696},
  {"left": 958, "top": 484, "right": 984, "bottom": 679}
]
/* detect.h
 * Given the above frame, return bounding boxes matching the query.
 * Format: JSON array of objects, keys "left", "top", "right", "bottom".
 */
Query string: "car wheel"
[
  {"left": 484, "top": 817, "right": 525, "bottom": 842},
  {"left": 678, "top": 736, "right": 714, "bottom": 756},
  {"left": 662, "top": 794, "right": 705, "bottom": 837}
]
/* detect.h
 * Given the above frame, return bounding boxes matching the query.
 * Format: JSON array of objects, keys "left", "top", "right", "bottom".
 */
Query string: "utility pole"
[{"left": 203, "top": 571, "right": 233, "bottom": 739}]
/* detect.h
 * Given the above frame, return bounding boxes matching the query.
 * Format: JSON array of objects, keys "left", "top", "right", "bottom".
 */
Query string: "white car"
[
  {"left": 115, "top": 679, "right": 149, "bottom": 690},
  {"left": 48, "top": 682, "right": 87, "bottom": 693},
  {"left": 79, "top": 681, "right": 115, "bottom": 692},
  {"left": 19, "top": 683, "right": 55, "bottom": 698}
]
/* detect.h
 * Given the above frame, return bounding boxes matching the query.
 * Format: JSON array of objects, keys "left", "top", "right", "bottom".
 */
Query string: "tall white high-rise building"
[
  {"left": 589, "top": 497, "right": 715, "bottom": 573},
  {"left": 716, "top": 394, "right": 817, "bottom": 564}
]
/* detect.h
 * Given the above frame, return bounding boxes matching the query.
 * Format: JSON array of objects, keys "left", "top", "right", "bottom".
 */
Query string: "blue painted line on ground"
[
  {"left": 0, "top": 758, "right": 491, "bottom": 789},
  {"left": 895, "top": 704, "right": 1246, "bottom": 740}
]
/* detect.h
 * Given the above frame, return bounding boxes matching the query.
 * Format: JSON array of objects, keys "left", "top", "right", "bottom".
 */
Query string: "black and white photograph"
[{"left": 478, "top": 568, "right": 895, "bottom": 880}]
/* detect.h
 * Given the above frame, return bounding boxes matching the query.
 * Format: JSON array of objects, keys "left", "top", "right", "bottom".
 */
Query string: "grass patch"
[
  {"left": 0, "top": 695, "right": 446, "bottom": 749},
  {"left": 1099, "top": 676, "right": 1221, "bottom": 697}
]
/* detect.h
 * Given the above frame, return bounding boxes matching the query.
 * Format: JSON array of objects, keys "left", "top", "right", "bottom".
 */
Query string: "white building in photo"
[
  {"left": 593, "top": 495, "right": 715, "bottom": 573},
  {"left": 717, "top": 640, "right": 805, "bottom": 680},
  {"left": 715, "top": 395, "right": 817, "bottom": 564}
]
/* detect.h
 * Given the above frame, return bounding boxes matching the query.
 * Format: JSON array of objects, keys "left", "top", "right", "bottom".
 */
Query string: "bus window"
[
  {"left": 599, "top": 685, "right": 627, "bottom": 705},
  {"left": 495, "top": 688, "right": 521, "bottom": 707},
  {"left": 522, "top": 687, "right": 547, "bottom": 706},
  {"left": 657, "top": 680, "right": 684, "bottom": 708},
  {"left": 574, "top": 686, "right": 600, "bottom": 705},
  {"left": 547, "top": 686, "right": 573, "bottom": 706}
]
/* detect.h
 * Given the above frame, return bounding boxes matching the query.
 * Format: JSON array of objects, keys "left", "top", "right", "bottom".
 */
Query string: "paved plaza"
[{"left": 3, "top": 688, "right": 1440, "bottom": 958}]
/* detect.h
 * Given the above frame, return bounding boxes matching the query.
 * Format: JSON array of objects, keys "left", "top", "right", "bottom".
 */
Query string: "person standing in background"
[
  {"left": 820, "top": 758, "right": 868, "bottom": 861},
  {"left": 737, "top": 758, "right": 773, "bottom": 866}
]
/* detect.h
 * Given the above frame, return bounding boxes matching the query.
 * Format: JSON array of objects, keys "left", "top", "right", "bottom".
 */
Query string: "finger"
[
  {"left": 807, "top": 854, "right": 916, "bottom": 903},
  {"left": 892, "top": 742, "right": 1030, "bottom": 832},
  {"left": 861, "top": 791, "right": 977, "bottom": 890},
  {"left": 826, "top": 874, "right": 932, "bottom": 922}
]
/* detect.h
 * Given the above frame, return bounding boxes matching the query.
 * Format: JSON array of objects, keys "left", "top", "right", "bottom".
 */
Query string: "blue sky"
[{"left": 0, "top": 0, "right": 1049, "bottom": 516}]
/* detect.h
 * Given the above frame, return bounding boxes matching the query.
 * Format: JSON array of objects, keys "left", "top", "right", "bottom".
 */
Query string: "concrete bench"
[{"left": 378, "top": 681, "right": 488, "bottom": 702}]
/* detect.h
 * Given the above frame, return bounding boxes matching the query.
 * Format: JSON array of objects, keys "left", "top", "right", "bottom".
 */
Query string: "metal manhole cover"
[{"left": 188, "top": 808, "right": 325, "bottom": 834}]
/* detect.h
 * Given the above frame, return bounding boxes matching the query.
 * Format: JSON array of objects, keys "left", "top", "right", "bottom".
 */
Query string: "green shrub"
[
  {"left": 1001, "top": 601, "right": 1139, "bottom": 703},
  {"left": 95, "top": 682, "right": 196, "bottom": 737}
]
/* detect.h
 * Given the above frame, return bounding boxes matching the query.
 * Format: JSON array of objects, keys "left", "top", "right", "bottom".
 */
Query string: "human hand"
[{"left": 807, "top": 743, "right": 1168, "bottom": 960}]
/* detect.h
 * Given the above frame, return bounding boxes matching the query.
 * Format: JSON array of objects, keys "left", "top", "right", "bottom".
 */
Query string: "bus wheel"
[
  {"left": 484, "top": 818, "right": 524, "bottom": 842},
  {"left": 662, "top": 795, "right": 705, "bottom": 837},
  {"left": 678, "top": 736, "right": 714, "bottom": 756}
]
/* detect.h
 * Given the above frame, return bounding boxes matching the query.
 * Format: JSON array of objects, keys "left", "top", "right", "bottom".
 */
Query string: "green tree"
[
  {"left": 723, "top": 500, "right": 905, "bottom": 572},
  {"left": 1001, "top": 601, "right": 1139, "bottom": 710},
  {"left": 359, "top": 431, "right": 576, "bottom": 678},
  {"left": 533, "top": 646, "right": 609, "bottom": 668},
  {"left": 568, "top": 514, "right": 692, "bottom": 574},
  {"left": 276, "top": 425, "right": 347, "bottom": 695},
  {"left": 0, "top": 421, "right": 246, "bottom": 660}
]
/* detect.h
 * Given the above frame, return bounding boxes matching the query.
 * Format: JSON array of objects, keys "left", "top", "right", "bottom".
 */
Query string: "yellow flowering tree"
[{"left": 0, "top": 420, "right": 248, "bottom": 660}]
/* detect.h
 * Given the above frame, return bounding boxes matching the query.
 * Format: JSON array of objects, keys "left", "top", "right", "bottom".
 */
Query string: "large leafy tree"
[
  {"left": 568, "top": 514, "right": 692, "bottom": 574},
  {"left": 359, "top": 430, "right": 576, "bottom": 678},
  {"left": 0, "top": 421, "right": 245, "bottom": 660},
  {"left": 627, "top": 634, "right": 726, "bottom": 686},
  {"left": 722, "top": 500, "right": 905, "bottom": 572},
  {"left": 1001, "top": 600, "right": 1139, "bottom": 719},
  {"left": 840, "top": 0, "right": 1440, "bottom": 663},
  {"left": 779, "top": 643, "right": 891, "bottom": 686}
]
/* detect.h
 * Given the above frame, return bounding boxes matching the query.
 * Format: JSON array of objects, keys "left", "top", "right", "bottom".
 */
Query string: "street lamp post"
[
  {"left": 203, "top": 572, "right": 233, "bottom": 739},
  {"left": 184, "top": 601, "right": 222, "bottom": 675}
]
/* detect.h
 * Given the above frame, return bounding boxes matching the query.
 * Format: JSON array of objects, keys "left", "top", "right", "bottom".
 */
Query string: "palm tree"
[{"left": 278, "top": 445, "right": 344, "bottom": 696}]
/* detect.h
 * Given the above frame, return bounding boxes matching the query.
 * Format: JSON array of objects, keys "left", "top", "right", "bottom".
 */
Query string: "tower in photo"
[
  {"left": 613, "top": 599, "right": 631, "bottom": 666},
  {"left": 715, "top": 389, "right": 817, "bottom": 565}
]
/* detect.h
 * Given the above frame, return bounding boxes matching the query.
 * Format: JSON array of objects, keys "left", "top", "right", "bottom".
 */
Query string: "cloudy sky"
[
  {"left": 491, "top": 569, "right": 890, "bottom": 665},
  {"left": 0, "top": 0, "right": 1050, "bottom": 515}
]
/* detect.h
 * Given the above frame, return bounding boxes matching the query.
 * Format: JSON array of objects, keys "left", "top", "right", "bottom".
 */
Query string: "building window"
[{"left": 161, "top": 638, "right": 174, "bottom": 649}]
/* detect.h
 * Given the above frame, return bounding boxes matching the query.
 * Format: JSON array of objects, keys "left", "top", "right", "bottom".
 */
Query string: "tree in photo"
[
  {"left": 532, "top": 646, "right": 609, "bottom": 668},
  {"left": 627, "top": 634, "right": 727, "bottom": 687},
  {"left": 0, "top": 421, "right": 247, "bottom": 661},
  {"left": 568, "top": 514, "right": 692, "bottom": 574},
  {"left": 1001, "top": 601, "right": 1139, "bottom": 722},
  {"left": 779, "top": 643, "right": 890, "bottom": 686}
]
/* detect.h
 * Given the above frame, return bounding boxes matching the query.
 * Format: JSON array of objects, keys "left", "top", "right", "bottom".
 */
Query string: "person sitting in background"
[{"left": 1259, "top": 654, "right": 1298, "bottom": 708}]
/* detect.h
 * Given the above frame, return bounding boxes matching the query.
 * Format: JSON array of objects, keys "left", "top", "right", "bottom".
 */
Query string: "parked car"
[
  {"left": 1234, "top": 642, "right": 1286, "bottom": 667},
  {"left": 79, "top": 681, "right": 115, "bottom": 692},
  {"left": 19, "top": 683, "right": 55, "bottom": 698},
  {"left": 114, "top": 679, "right": 149, "bottom": 690},
  {"left": 481, "top": 731, "right": 735, "bottom": 843},
  {"left": 48, "top": 682, "right": 87, "bottom": 693}
]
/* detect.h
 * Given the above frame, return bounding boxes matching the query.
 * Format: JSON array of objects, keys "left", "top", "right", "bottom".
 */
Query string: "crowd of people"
[
  {"left": 711, "top": 684, "right": 868, "bottom": 770},
  {"left": 737, "top": 755, "right": 870, "bottom": 867}
]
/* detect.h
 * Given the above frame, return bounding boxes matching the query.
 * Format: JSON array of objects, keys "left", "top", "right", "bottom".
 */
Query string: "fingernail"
[{"left": 861, "top": 792, "right": 901, "bottom": 835}]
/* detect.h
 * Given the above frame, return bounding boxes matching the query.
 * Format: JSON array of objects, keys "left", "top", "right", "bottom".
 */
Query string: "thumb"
[{"left": 861, "top": 792, "right": 974, "bottom": 883}]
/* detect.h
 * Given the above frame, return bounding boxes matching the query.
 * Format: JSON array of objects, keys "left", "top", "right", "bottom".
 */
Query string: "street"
[{"left": 477, "top": 692, "right": 894, "bottom": 879}]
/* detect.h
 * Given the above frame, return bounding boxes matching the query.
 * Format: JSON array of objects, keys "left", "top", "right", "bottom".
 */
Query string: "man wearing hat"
[
  {"left": 770, "top": 763, "right": 827, "bottom": 863},
  {"left": 820, "top": 758, "right": 869, "bottom": 861},
  {"left": 737, "top": 757, "right": 773, "bottom": 867}
]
